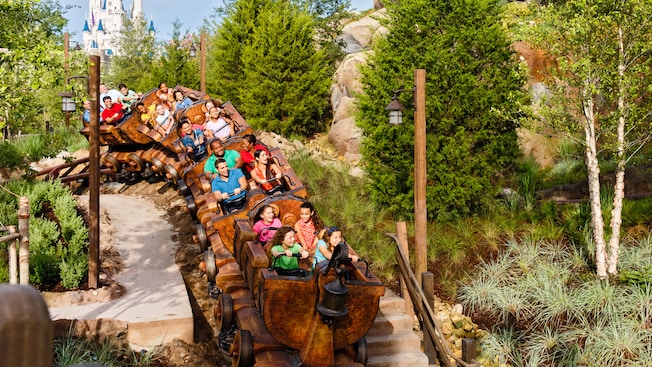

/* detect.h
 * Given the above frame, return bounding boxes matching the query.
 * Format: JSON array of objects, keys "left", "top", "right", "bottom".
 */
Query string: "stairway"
[{"left": 366, "top": 288, "right": 430, "bottom": 367}]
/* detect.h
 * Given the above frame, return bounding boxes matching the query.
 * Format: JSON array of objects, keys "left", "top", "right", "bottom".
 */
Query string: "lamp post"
[
  {"left": 58, "top": 57, "right": 101, "bottom": 289},
  {"left": 189, "top": 33, "right": 207, "bottom": 93},
  {"left": 386, "top": 69, "right": 427, "bottom": 286}
]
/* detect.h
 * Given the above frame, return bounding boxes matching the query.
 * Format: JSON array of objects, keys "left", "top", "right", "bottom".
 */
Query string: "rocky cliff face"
[{"left": 328, "top": 9, "right": 388, "bottom": 165}]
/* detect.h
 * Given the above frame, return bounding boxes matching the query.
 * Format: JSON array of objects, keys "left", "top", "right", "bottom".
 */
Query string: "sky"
[{"left": 59, "top": 0, "right": 375, "bottom": 44}]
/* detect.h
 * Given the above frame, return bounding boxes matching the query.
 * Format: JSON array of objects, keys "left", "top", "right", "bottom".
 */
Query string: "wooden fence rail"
[{"left": 387, "top": 222, "right": 480, "bottom": 367}]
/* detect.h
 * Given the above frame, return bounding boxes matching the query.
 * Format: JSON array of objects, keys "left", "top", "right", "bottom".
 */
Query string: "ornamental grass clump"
[{"left": 459, "top": 237, "right": 652, "bottom": 366}]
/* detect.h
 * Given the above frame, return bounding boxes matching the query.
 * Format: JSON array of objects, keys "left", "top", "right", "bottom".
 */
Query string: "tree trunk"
[
  {"left": 608, "top": 26, "right": 627, "bottom": 276},
  {"left": 582, "top": 85, "right": 608, "bottom": 279}
]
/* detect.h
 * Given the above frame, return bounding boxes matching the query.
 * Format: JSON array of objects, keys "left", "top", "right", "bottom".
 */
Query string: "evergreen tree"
[
  {"left": 151, "top": 20, "right": 200, "bottom": 91},
  {"left": 239, "top": 0, "right": 332, "bottom": 136},
  {"left": 106, "top": 17, "right": 157, "bottom": 93},
  {"left": 357, "top": 0, "right": 528, "bottom": 221},
  {"left": 207, "top": 0, "right": 271, "bottom": 104}
]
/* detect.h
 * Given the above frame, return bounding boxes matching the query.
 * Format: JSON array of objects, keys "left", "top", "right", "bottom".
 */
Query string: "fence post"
[
  {"left": 395, "top": 222, "right": 414, "bottom": 319},
  {"left": 7, "top": 225, "right": 18, "bottom": 284},
  {"left": 18, "top": 196, "right": 29, "bottom": 285},
  {"left": 0, "top": 284, "right": 52, "bottom": 367},
  {"left": 462, "top": 338, "right": 478, "bottom": 365},
  {"left": 422, "top": 271, "right": 437, "bottom": 364}
]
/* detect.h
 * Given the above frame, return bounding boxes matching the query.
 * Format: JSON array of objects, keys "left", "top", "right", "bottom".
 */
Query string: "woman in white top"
[{"left": 204, "top": 106, "right": 233, "bottom": 142}]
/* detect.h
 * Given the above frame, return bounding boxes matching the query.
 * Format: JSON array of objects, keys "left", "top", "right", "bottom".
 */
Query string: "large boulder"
[
  {"left": 333, "top": 96, "right": 358, "bottom": 123},
  {"left": 328, "top": 117, "right": 363, "bottom": 163},
  {"left": 333, "top": 52, "right": 369, "bottom": 98},
  {"left": 341, "top": 12, "right": 384, "bottom": 50}
]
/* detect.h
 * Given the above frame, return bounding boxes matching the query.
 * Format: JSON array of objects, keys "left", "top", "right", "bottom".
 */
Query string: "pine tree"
[
  {"left": 357, "top": 0, "right": 528, "bottom": 221},
  {"left": 150, "top": 20, "right": 200, "bottom": 91},
  {"left": 239, "top": 0, "right": 332, "bottom": 136},
  {"left": 207, "top": 0, "right": 271, "bottom": 104}
]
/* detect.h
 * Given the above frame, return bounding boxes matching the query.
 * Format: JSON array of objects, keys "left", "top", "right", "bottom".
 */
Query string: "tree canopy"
[
  {"left": 529, "top": 0, "right": 652, "bottom": 278},
  {"left": 208, "top": 0, "right": 335, "bottom": 136},
  {"left": 357, "top": 0, "right": 529, "bottom": 221},
  {"left": 0, "top": 0, "right": 69, "bottom": 134}
]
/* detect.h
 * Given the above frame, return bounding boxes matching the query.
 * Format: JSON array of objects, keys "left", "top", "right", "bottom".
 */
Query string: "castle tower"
[
  {"left": 131, "top": 0, "right": 144, "bottom": 20},
  {"left": 81, "top": 0, "right": 154, "bottom": 58}
]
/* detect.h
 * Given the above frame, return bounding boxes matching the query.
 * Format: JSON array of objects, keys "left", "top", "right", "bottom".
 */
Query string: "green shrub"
[
  {"left": 0, "top": 179, "right": 88, "bottom": 289},
  {"left": 0, "top": 141, "right": 26, "bottom": 168},
  {"left": 12, "top": 134, "right": 52, "bottom": 161}
]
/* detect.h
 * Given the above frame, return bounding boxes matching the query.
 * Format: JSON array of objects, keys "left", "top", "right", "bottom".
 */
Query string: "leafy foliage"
[
  {"left": 106, "top": 17, "right": 158, "bottom": 93},
  {"left": 0, "top": 0, "right": 70, "bottom": 134},
  {"left": 357, "top": 0, "right": 528, "bottom": 221},
  {"left": 150, "top": 20, "right": 201, "bottom": 91}
]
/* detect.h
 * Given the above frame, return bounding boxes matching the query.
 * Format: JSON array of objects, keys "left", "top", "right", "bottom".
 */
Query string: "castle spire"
[{"left": 131, "top": 0, "right": 144, "bottom": 19}]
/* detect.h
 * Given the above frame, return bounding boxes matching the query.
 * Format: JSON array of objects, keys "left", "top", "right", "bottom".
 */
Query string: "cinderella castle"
[{"left": 80, "top": 0, "right": 155, "bottom": 56}]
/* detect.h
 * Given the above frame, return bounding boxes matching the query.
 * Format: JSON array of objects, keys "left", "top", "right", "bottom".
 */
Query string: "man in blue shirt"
[{"left": 211, "top": 159, "right": 248, "bottom": 204}]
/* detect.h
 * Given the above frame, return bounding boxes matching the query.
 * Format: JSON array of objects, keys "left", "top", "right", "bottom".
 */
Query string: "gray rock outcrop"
[{"left": 329, "top": 9, "right": 387, "bottom": 164}]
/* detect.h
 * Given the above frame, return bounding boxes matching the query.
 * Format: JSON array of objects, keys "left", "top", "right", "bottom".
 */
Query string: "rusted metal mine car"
[{"left": 76, "top": 86, "right": 385, "bottom": 366}]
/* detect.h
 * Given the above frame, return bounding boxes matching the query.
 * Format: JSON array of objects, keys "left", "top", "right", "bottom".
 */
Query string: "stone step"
[
  {"left": 366, "top": 332, "right": 422, "bottom": 356},
  {"left": 367, "top": 313, "right": 414, "bottom": 336},
  {"left": 367, "top": 352, "right": 429, "bottom": 367},
  {"left": 378, "top": 289, "right": 407, "bottom": 315}
]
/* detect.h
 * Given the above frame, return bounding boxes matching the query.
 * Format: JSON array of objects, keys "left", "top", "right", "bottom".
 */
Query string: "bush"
[
  {"left": 0, "top": 179, "right": 88, "bottom": 289},
  {"left": 0, "top": 140, "right": 26, "bottom": 168}
]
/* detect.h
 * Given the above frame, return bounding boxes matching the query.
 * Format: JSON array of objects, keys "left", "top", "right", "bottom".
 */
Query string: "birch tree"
[{"left": 533, "top": 0, "right": 652, "bottom": 278}]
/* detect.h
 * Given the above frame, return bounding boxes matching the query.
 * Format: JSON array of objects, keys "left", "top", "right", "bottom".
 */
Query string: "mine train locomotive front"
[{"left": 86, "top": 85, "right": 385, "bottom": 366}]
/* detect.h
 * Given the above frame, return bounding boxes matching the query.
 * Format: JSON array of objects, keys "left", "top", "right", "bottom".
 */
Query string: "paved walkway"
[{"left": 48, "top": 194, "right": 193, "bottom": 348}]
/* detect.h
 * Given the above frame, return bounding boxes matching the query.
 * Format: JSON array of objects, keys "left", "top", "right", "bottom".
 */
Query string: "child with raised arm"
[
  {"left": 253, "top": 204, "right": 282, "bottom": 244},
  {"left": 314, "top": 226, "right": 359, "bottom": 265},
  {"left": 293, "top": 202, "right": 321, "bottom": 253},
  {"left": 269, "top": 226, "right": 309, "bottom": 275}
]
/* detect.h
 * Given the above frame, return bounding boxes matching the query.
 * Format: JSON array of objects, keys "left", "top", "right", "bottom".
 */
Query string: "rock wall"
[{"left": 329, "top": 10, "right": 388, "bottom": 165}]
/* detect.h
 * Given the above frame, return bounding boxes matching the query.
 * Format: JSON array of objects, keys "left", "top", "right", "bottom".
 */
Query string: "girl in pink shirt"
[{"left": 253, "top": 205, "right": 281, "bottom": 244}]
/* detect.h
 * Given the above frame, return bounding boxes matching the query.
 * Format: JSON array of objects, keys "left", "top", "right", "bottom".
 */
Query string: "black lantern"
[
  {"left": 316, "top": 275, "right": 349, "bottom": 323},
  {"left": 189, "top": 44, "right": 197, "bottom": 58}
]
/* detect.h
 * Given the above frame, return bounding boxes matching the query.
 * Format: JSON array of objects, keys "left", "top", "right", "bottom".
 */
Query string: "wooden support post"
[
  {"left": 200, "top": 33, "right": 207, "bottom": 94},
  {"left": 396, "top": 221, "right": 414, "bottom": 320},
  {"left": 462, "top": 338, "right": 478, "bottom": 365},
  {"left": 413, "top": 69, "right": 427, "bottom": 287},
  {"left": 18, "top": 197, "right": 29, "bottom": 285},
  {"left": 64, "top": 32, "right": 70, "bottom": 127},
  {"left": 0, "top": 284, "right": 53, "bottom": 367},
  {"left": 422, "top": 271, "right": 437, "bottom": 363},
  {"left": 88, "top": 55, "right": 101, "bottom": 289}
]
